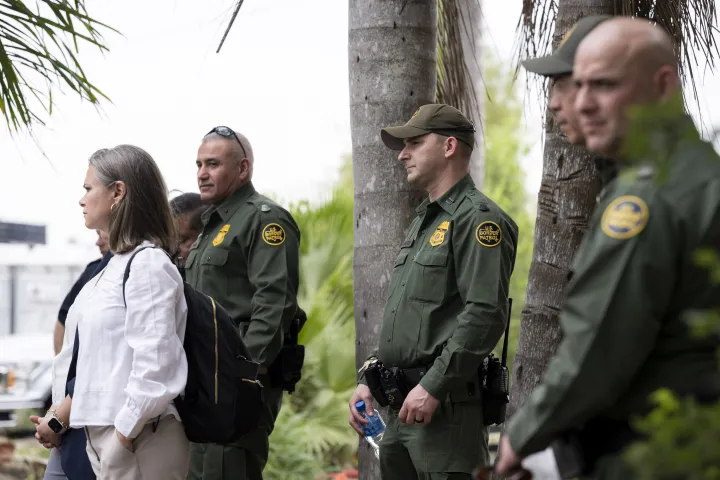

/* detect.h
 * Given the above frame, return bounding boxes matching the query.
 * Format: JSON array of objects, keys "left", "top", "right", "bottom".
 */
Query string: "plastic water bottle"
[{"left": 355, "top": 400, "right": 385, "bottom": 459}]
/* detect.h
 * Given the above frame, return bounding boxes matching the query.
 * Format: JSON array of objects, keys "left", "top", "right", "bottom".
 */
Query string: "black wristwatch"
[{"left": 47, "top": 414, "right": 68, "bottom": 435}]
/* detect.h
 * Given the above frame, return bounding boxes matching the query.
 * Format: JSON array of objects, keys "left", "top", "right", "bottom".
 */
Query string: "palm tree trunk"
[
  {"left": 508, "top": 0, "right": 614, "bottom": 419},
  {"left": 349, "top": 1, "right": 437, "bottom": 478},
  {"left": 457, "top": 0, "right": 485, "bottom": 189}
]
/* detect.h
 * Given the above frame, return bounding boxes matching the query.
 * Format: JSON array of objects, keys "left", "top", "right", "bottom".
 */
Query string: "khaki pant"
[{"left": 85, "top": 416, "right": 189, "bottom": 479}]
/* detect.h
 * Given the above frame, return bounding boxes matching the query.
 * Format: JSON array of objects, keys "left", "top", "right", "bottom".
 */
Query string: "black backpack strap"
[
  {"left": 65, "top": 327, "right": 81, "bottom": 397},
  {"left": 501, "top": 298, "right": 513, "bottom": 367},
  {"left": 122, "top": 245, "right": 177, "bottom": 306},
  {"left": 122, "top": 246, "right": 157, "bottom": 307}
]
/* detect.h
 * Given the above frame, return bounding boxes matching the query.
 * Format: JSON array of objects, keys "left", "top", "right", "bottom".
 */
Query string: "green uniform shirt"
[
  {"left": 375, "top": 174, "right": 518, "bottom": 400},
  {"left": 185, "top": 182, "right": 301, "bottom": 370},
  {"left": 508, "top": 118, "right": 720, "bottom": 456}
]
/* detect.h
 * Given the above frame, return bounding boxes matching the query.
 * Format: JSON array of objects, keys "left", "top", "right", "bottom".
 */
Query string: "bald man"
[
  {"left": 186, "top": 126, "right": 302, "bottom": 480},
  {"left": 497, "top": 18, "right": 720, "bottom": 480}
]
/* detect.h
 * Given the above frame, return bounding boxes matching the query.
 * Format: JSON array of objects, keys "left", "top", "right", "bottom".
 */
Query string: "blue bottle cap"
[{"left": 355, "top": 400, "right": 366, "bottom": 411}]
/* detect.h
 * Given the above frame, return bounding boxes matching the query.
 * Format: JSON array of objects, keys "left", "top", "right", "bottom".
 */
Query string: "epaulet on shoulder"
[
  {"left": 466, "top": 189, "right": 491, "bottom": 212},
  {"left": 635, "top": 165, "right": 654, "bottom": 180},
  {"left": 248, "top": 195, "right": 275, "bottom": 213}
]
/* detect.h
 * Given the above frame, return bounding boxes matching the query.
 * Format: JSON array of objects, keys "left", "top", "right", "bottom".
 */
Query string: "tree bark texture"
[
  {"left": 349, "top": 1, "right": 437, "bottom": 478},
  {"left": 508, "top": 0, "right": 614, "bottom": 419},
  {"left": 457, "top": 0, "right": 485, "bottom": 189}
]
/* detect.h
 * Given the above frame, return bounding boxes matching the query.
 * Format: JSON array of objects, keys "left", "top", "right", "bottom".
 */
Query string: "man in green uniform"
[
  {"left": 497, "top": 18, "right": 720, "bottom": 479},
  {"left": 185, "top": 126, "right": 301, "bottom": 480},
  {"left": 348, "top": 104, "right": 518, "bottom": 479},
  {"left": 521, "top": 14, "right": 610, "bottom": 147}
]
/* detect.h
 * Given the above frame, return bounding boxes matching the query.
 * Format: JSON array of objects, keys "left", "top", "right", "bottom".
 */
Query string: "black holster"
[
  {"left": 480, "top": 298, "right": 512, "bottom": 426},
  {"left": 269, "top": 309, "right": 306, "bottom": 394},
  {"left": 551, "top": 418, "right": 640, "bottom": 478},
  {"left": 363, "top": 360, "right": 427, "bottom": 411},
  {"left": 552, "top": 387, "right": 720, "bottom": 478},
  {"left": 480, "top": 354, "right": 509, "bottom": 426}
]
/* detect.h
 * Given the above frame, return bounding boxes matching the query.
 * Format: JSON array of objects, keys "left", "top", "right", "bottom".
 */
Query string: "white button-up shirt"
[
  {"left": 51, "top": 258, "right": 106, "bottom": 406},
  {"left": 63, "top": 241, "right": 188, "bottom": 438}
]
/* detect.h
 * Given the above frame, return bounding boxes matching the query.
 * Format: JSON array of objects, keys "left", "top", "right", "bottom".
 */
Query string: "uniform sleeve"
[
  {"left": 115, "top": 250, "right": 188, "bottom": 438},
  {"left": 244, "top": 210, "right": 301, "bottom": 369},
  {"left": 508, "top": 190, "right": 679, "bottom": 455},
  {"left": 420, "top": 211, "right": 517, "bottom": 399}
]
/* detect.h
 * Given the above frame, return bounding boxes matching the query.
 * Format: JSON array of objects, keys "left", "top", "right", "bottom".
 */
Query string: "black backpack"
[{"left": 123, "top": 246, "right": 263, "bottom": 444}]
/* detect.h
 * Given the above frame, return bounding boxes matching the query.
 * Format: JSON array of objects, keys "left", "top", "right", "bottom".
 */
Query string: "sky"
[{"left": 0, "top": 0, "right": 719, "bottom": 265}]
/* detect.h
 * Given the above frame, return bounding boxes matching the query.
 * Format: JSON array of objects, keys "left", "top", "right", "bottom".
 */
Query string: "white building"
[{"left": 0, "top": 243, "right": 99, "bottom": 336}]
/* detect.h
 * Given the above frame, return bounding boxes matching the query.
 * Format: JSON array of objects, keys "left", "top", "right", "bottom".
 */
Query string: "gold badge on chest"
[
  {"left": 213, "top": 224, "right": 231, "bottom": 247},
  {"left": 429, "top": 221, "right": 450, "bottom": 247}
]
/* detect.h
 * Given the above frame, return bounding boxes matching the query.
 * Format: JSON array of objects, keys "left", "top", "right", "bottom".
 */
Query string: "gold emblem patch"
[
  {"left": 212, "top": 224, "right": 230, "bottom": 247},
  {"left": 262, "top": 223, "right": 286, "bottom": 246},
  {"left": 475, "top": 221, "right": 502, "bottom": 247},
  {"left": 429, "top": 221, "right": 450, "bottom": 247},
  {"left": 601, "top": 195, "right": 649, "bottom": 239}
]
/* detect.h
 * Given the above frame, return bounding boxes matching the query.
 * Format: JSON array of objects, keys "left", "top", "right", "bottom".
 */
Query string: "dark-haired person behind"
[
  {"left": 170, "top": 192, "right": 207, "bottom": 265},
  {"left": 53, "top": 231, "right": 110, "bottom": 355}
]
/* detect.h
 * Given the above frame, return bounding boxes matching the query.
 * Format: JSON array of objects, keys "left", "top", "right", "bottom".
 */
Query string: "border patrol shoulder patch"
[
  {"left": 601, "top": 195, "right": 649, "bottom": 240},
  {"left": 475, "top": 221, "right": 502, "bottom": 247},
  {"left": 262, "top": 223, "right": 286, "bottom": 246}
]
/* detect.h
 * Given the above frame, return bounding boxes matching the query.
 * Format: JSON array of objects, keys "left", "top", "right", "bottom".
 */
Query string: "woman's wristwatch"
[{"left": 47, "top": 413, "right": 69, "bottom": 435}]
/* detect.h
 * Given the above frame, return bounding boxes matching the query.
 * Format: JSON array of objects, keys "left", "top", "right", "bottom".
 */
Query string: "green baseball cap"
[
  {"left": 521, "top": 14, "right": 612, "bottom": 76},
  {"left": 381, "top": 104, "right": 476, "bottom": 151}
]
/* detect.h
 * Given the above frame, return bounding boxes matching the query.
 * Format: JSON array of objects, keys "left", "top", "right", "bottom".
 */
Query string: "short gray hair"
[{"left": 89, "top": 145, "right": 176, "bottom": 254}]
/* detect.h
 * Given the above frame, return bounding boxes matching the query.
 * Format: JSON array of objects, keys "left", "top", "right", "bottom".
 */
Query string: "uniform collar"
[
  {"left": 593, "top": 156, "right": 621, "bottom": 187},
  {"left": 416, "top": 174, "right": 475, "bottom": 215},
  {"left": 202, "top": 182, "right": 256, "bottom": 225}
]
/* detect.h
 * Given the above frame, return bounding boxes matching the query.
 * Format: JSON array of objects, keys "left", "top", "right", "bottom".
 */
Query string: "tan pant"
[{"left": 85, "top": 416, "right": 189, "bottom": 479}]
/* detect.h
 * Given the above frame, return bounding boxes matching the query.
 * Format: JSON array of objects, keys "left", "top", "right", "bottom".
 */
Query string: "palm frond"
[
  {"left": 0, "top": 0, "right": 116, "bottom": 134},
  {"left": 269, "top": 158, "right": 358, "bottom": 472},
  {"left": 216, "top": 0, "right": 244, "bottom": 53},
  {"left": 515, "top": 0, "right": 719, "bottom": 116},
  {"left": 620, "top": 0, "right": 719, "bottom": 117},
  {"left": 436, "top": 0, "right": 484, "bottom": 133},
  {"left": 515, "top": 0, "right": 557, "bottom": 75}
]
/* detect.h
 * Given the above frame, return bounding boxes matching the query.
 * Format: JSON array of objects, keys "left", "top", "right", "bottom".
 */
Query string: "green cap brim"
[
  {"left": 381, "top": 125, "right": 431, "bottom": 150},
  {"left": 521, "top": 55, "right": 573, "bottom": 77}
]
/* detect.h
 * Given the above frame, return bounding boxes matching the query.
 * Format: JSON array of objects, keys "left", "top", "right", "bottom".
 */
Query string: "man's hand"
[
  {"left": 495, "top": 436, "right": 523, "bottom": 476},
  {"left": 348, "top": 384, "right": 375, "bottom": 435},
  {"left": 30, "top": 415, "right": 60, "bottom": 449},
  {"left": 398, "top": 384, "right": 439, "bottom": 425},
  {"left": 116, "top": 430, "right": 134, "bottom": 453}
]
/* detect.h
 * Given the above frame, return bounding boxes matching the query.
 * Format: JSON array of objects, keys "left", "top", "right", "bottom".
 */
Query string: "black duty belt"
[
  {"left": 551, "top": 417, "right": 641, "bottom": 478},
  {"left": 362, "top": 360, "right": 429, "bottom": 411}
]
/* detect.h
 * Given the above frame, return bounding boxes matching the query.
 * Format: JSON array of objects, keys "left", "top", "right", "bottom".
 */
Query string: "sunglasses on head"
[{"left": 205, "top": 126, "right": 248, "bottom": 159}]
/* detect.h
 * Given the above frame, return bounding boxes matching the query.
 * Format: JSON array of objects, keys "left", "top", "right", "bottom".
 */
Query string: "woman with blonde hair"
[{"left": 36, "top": 145, "right": 189, "bottom": 479}]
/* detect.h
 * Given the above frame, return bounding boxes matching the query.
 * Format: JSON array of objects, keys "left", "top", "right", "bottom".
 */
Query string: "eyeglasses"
[{"left": 205, "top": 126, "right": 248, "bottom": 159}]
